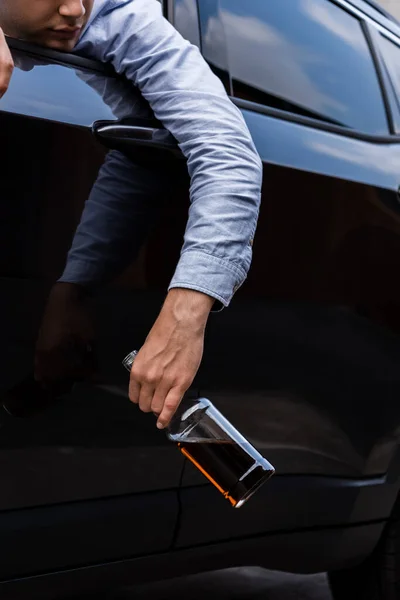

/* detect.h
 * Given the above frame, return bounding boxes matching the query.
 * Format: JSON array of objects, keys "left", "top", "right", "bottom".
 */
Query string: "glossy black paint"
[
  {"left": 1, "top": 0, "right": 400, "bottom": 595},
  {"left": 0, "top": 521, "right": 385, "bottom": 599},
  {"left": 184, "top": 0, "right": 400, "bottom": 548},
  {"left": 0, "top": 51, "right": 184, "bottom": 523}
]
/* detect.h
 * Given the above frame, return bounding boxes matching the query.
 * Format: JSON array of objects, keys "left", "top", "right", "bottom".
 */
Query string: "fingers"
[
  {"left": 138, "top": 383, "right": 155, "bottom": 413},
  {"left": 156, "top": 387, "right": 184, "bottom": 430},
  {"left": 0, "top": 29, "right": 14, "bottom": 99},
  {"left": 128, "top": 365, "right": 170, "bottom": 417},
  {"left": 129, "top": 359, "right": 158, "bottom": 411},
  {"left": 150, "top": 382, "right": 170, "bottom": 417},
  {"left": 128, "top": 357, "right": 188, "bottom": 429},
  {"left": 129, "top": 373, "right": 140, "bottom": 405}
]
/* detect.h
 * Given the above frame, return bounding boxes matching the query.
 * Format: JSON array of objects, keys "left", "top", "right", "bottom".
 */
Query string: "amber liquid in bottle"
[
  {"left": 121, "top": 349, "right": 274, "bottom": 507},
  {"left": 178, "top": 439, "right": 273, "bottom": 507}
]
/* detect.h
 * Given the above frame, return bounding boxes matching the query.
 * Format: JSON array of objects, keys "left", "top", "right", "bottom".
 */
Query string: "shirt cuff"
[{"left": 168, "top": 250, "right": 246, "bottom": 310}]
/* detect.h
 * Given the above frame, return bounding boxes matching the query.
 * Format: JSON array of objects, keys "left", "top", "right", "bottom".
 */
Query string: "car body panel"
[
  {"left": 242, "top": 108, "right": 400, "bottom": 191},
  {"left": 0, "top": 49, "right": 183, "bottom": 570},
  {"left": 176, "top": 0, "right": 400, "bottom": 546},
  {"left": 1, "top": 0, "right": 400, "bottom": 590}
]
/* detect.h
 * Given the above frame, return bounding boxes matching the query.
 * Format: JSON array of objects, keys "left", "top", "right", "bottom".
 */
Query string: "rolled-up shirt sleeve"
[{"left": 76, "top": 0, "right": 262, "bottom": 307}]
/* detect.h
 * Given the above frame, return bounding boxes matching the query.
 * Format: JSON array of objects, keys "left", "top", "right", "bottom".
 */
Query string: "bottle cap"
[{"left": 122, "top": 350, "right": 138, "bottom": 372}]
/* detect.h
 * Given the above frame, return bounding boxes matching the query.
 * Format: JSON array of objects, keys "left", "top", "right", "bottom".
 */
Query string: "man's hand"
[
  {"left": 129, "top": 288, "right": 214, "bottom": 429},
  {"left": 0, "top": 29, "right": 13, "bottom": 98}
]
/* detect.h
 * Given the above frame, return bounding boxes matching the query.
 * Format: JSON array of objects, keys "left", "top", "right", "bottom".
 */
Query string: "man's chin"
[
  {"left": 42, "top": 39, "right": 78, "bottom": 52},
  {"left": 14, "top": 33, "right": 78, "bottom": 53}
]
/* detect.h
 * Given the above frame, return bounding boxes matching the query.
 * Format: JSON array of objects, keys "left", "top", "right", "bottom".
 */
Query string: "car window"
[
  {"left": 377, "top": 34, "right": 400, "bottom": 130},
  {"left": 0, "top": 46, "right": 153, "bottom": 128},
  {"left": 173, "top": 0, "right": 201, "bottom": 48},
  {"left": 220, "top": 0, "right": 388, "bottom": 135},
  {"left": 197, "top": 0, "right": 231, "bottom": 93}
]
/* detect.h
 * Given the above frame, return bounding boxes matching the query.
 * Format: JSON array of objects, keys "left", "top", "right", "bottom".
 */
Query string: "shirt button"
[{"left": 249, "top": 239, "right": 254, "bottom": 247}]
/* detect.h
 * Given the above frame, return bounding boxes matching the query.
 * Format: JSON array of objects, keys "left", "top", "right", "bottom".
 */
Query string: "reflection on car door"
[{"left": 0, "top": 46, "right": 186, "bottom": 577}]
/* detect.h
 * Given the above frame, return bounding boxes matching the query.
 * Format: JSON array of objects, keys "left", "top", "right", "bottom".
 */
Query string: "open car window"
[{"left": 1, "top": 40, "right": 155, "bottom": 128}]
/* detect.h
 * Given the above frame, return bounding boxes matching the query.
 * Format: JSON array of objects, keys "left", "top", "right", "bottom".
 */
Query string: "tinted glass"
[
  {"left": 197, "top": 0, "right": 231, "bottom": 92},
  {"left": 222, "top": 0, "right": 388, "bottom": 134},
  {"left": 174, "top": 0, "right": 201, "bottom": 48},
  {"left": 1, "top": 50, "right": 152, "bottom": 126},
  {"left": 378, "top": 34, "right": 400, "bottom": 131}
]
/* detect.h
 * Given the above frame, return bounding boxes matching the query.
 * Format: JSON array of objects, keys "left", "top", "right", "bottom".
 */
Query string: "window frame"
[
  {"left": 369, "top": 25, "right": 400, "bottom": 135},
  {"left": 337, "top": 0, "right": 400, "bottom": 39},
  {"left": 6, "top": 36, "right": 113, "bottom": 76},
  {"left": 362, "top": 20, "right": 396, "bottom": 134}
]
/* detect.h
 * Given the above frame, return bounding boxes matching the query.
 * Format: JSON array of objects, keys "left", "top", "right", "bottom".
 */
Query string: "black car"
[{"left": 1, "top": 1, "right": 400, "bottom": 599}]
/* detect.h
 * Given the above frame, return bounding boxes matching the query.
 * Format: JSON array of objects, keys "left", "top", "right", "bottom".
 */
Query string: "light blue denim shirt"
[{"left": 60, "top": 0, "right": 262, "bottom": 307}]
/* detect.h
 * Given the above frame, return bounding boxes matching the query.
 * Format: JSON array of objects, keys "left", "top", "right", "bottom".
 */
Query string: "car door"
[
  {"left": 0, "top": 40, "right": 187, "bottom": 579},
  {"left": 173, "top": 0, "right": 400, "bottom": 547}
]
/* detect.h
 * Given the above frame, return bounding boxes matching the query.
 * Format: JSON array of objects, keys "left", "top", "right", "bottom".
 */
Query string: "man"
[{"left": 0, "top": 0, "right": 262, "bottom": 429}]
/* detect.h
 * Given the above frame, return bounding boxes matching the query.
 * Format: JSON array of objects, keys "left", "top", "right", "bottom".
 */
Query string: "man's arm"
[
  {"left": 74, "top": 0, "right": 263, "bottom": 426},
  {"left": 76, "top": 0, "right": 263, "bottom": 308}
]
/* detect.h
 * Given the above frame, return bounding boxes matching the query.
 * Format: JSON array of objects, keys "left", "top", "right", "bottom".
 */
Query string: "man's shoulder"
[
  {"left": 75, "top": 0, "right": 165, "bottom": 66},
  {"left": 89, "top": 0, "right": 159, "bottom": 22},
  {"left": 76, "top": 0, "right": 130, "bottom": 53},
  {"left": 87, "top": 0, "right": 126, "bottom": 25},
  {"left": 82, "top": 0, "right": 161, "bottom": 34}
]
